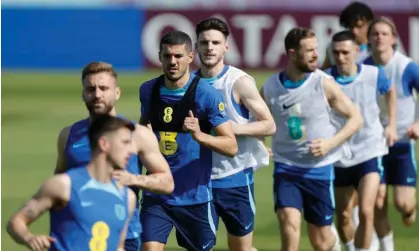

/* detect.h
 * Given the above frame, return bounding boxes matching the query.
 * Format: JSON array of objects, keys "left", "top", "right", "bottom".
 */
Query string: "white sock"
[
  {"left": 352, "top": 205, "right": 360, "bottom": 228},
  {"left": 343, "top": 239, "right": 355, "bottom": 251},
  {"left": 368, "top": 229, "right": 380, "bottom": 251},
  {"left": 331, "top": 223, "right": 341, "bottom": 251},
  {"left": 379, "top": 232, "right": 394, "bottom": 251}
]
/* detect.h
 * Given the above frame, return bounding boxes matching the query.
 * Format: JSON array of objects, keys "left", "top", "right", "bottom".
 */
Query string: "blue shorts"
[
  {"left": 334, "top": 157, "right": 383, "bottom": 188},
  {"left": 273, "top": 173, "right": 335, "bottom": 226},
  {"left": 212, "top": 184, "right": 256, "bottom": 237},
  {"left": 140, "top": 196, "right": 216, "bottom": 251},
  {"left": 125, "top": 237, "right": 141, "bottom": 251},
  {"left": 381, "top": 141, "right": 417, "bottom": 187}
]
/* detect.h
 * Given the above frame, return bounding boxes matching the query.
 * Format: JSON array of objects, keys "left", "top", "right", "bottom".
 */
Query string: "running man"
[
  {"left": 7, "top": 115, "right": 138, "bottom": 251},
  {"left": 261, "top": 27, "right": 363, "bottom": 251},
  {"left": 325, "top": 30, "right": 397, "bottom": 251},
  {"left": 195, "top": 17, "right": 275, "bottom": 251},
  {"left": 54, "top": 61, "right": 174, "bottom": 251},
  {"left": 365, "top": 17, "right": 419, "bottom": 251},
  {"left": 139, "top": 30, "right": 238, "bottom": 251}
]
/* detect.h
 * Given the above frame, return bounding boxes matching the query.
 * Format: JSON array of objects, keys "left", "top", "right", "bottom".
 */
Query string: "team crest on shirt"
[
  {"left": 218, "top": 102, "right": 225, "bottom": 112},
  {"left": 114, "top": 204, "right": 126, "bottom": 221},
  {"left": 218, "top": 102, "right": 227, "bottom": 116}
]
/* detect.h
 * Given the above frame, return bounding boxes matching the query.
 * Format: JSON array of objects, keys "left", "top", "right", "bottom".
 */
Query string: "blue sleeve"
[
  {"left": 195, "top": 80, "right": 229, "bottom": 128},
  {"left": 402, "top": 62, "right": 419, "bottom": 96},
  {"left": 377, "top": 67, "right": 391, "bottom": 95},
  {"left": 139, "top": 82, "right": 152, "bottom": 120}
]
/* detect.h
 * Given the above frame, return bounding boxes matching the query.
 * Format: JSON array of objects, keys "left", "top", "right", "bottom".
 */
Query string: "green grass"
[{"left": 2, "top": 70, "right": 418, "bottom": 251}]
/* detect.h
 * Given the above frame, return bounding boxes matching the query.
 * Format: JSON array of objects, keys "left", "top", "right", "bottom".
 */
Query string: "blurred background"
[{"left": 2, "top": 1, "right": 419, "bottom": 250}]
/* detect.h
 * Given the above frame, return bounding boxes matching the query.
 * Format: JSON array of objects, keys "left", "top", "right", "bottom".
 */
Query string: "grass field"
[{"left": 2, "top": 70, "right": 418, "bottom": 251}]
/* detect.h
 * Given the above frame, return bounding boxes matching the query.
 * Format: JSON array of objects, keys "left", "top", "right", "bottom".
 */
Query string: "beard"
[
  {"left": 164, "top": 67, "right": 187, "bottom": 82},
  {"left": 85, "top": 101, "right": 114, "bottom": 116},
  {"left": 199, "top": 53, "right": 223, "bottom": 68},
  {"left": 295, "top": 59, "right": 317, "bottom": 73}
]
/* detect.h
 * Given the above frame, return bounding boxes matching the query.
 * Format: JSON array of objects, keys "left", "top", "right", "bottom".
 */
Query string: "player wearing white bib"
[
  {"left": 261, "top": 27, "right": 362, "bottom": 251},
  {"left": 322, "top": 2, "right": 374, "bottom": 69},
  {"left": 321, "top": 4, "right": 381, "bottom": 250},
  {"left": 365, "top": 17, "right": 419, "bottom": 251},
  {"left": 195, "top": 17, "right": 276, "bottom": 251},
  {"left": 325, "top": 31, "right": 397, "bottom": 251}
]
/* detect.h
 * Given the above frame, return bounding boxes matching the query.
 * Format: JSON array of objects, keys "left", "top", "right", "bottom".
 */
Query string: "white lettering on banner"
[
  {"left": 141, "top": 13, "right": 195, "bottom": 66},
  {"left": 232, "top": 15, "right": 273, "bottom": 67},
  {"left": 311, "top": 16, "right": 342, "bottom": 63},
  {"left": 264, "top": 15, "right": 298, "bottom": 68},
  {"left": 410, "top": 17, "right": 419, "bottom": 63},
  {"left": 142, "top": 13, "right": 418, "bottom": 68}
]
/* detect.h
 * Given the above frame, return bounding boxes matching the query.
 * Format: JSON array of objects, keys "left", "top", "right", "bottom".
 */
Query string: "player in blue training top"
[
  {"left": 7, "top": 115, "right": 138, "bottom": 251},
  {"left": 54, "top": 62, "right": 174, "bottom": 251},
  {"left": 139, "top": 30, "right": 238, "bottom": 251},
  {"left": 364, "top": 17, "right": 419, "bottom": 251}
]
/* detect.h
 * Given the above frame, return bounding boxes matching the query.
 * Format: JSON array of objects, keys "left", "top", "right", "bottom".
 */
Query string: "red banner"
[{"left": 141, "top": 10, "right": 419, "bottom": 69}]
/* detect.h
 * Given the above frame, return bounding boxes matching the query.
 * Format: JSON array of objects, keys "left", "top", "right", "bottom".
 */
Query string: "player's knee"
[
  {"left": 336, "top": 208, "right": 352, "bottom": 227},
  {"left": 375, "top": 186, "right": 387, "bottom": 209},
  {"left": 141, "top": 241, "right": 164, "bottom": 251},
  {"left": 359, "top": 204, "right": 374, "bottom": 222},
  {"left": 311, "top": 237, "right": 335, "bottom": 251},
  {"left": 394, "top": 197, "right": 415, "bottom": 214}
]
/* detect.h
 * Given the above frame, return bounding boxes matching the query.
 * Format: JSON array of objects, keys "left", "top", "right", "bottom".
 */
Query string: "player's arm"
[
  {"left": 185, "top": 84, "right": 238, "bottom": 157},
  {"left": 117, "top": 189, "right": 137, "bottom": 251},
  {"left": 377, "top": 67, "right": 398, "bottom": 146},
  {"left": 193, "top": 119, "right": 238, "bottom": 158},
  {"left": 323, "top": 77, "right": 363, "bottom": 148},
  {"left": 258, "top": 84, "right": 274, "bottom": 155},
  {"left": 54, "top": 126, "right": 70, "bottom": 174},
  {"left": 404, "top": 62, "right": 419, "bottom": 139},
  {"left": 232, "top": 75, "right": 276, "bottom": 136},
  {"left": 127, "top": 125, "right": 174, "bottom": 194},
  {"left": 6, "top": 174, "right": 69, "bottom": 249}
]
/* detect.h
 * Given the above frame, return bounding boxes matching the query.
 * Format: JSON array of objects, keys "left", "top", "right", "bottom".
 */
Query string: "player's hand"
[
  {"left": 407, "top": 122, "right": 419, "bottom": 140},
  {"left": 25, "top": 235, "right": 55, "bottom": 251},
  {"left": 183, "top": 110, "right": 202, "bottom": 140},
  {"left": 113, "top": 170, "right": 137, "bottom": 186},
  {"left": 385, "top": 125, "right": 398, "bottom": 147},
  {"left": 310, "top": 139, "right": 334, "bottom": 157}
]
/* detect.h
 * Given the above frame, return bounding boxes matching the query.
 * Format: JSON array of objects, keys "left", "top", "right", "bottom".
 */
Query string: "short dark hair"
[
  {"left": 88, "top": 115, "right": 135, "bottom": 151},
  {"left": 159, "top": 30, "right": 192, "bottom": 52},
  {"left": 339, "top": 2, "right": 374, "bottom": 28},
  {"left": 82, "top": 61, "right": 117, "bottom": 81},
  {"left": 284, "top": 27, "right": 316, "bottom": 53},
  {"left": 195, "top": 17, "right": 230, "bottom": 38},
  {"left": 332, "top": 30, "right": 357, "bottom": 43}
]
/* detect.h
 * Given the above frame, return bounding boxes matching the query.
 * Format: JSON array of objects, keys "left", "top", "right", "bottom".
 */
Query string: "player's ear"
[
  {"left": 188, "top": 51, "right": 194, "bottom": 64},
  {"left": 225, "top": 41, "right": 229, "bottom": 52},
  {"left": 98, "top": 136, "right": 110, "bottom": 152},
  {"left": 288, "top": 49, "right": 296, "bottom": 60},
  {"left": 115, "top": 86, "right": 121, "bottom": 101}
]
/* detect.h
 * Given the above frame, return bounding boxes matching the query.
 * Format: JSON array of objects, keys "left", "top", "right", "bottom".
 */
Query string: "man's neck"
[
  {"left": 165, "top": 70, "right": 190, "bottom": 90},
  {"left": 199, "top": 61, "right": 225, "bottom": 78},
  {"left": 337, "top": 63, "right": 358, "bottom": 77},
  {"left": 372, "top": 49, "right": 394, "bottom": 66},
  {"left": 87, "top": 155, "right": 113, "bottom": 183},
  {"left": 89, "top": 109, "right": 117, "bottom": 122},
  {"left": 358, "top": 37, "right": 368, "bottom": 46},
  {"left": 285, "top": 64, "right": 310, "bottom": 82}
]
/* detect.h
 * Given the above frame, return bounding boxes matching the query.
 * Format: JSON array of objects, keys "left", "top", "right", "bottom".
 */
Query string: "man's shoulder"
[{"left": 140, "top": 76, "right": 162, "bottom": 95}]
